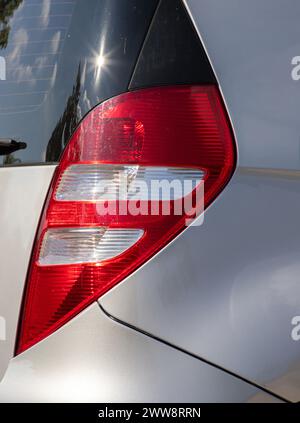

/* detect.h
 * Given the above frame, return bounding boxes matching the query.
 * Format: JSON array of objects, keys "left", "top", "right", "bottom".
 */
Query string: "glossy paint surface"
[
  {"left": 0, "top": 165, "right": 56, "bottom": 380},
  {"left": 100, "top": 0, "right": 300, "bottom": 401},
  {"left": 0, "top": 304, "right": 282, "bottom": 402}
]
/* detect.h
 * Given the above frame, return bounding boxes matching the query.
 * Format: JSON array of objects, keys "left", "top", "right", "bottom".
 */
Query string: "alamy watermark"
[
  {"left": 291, "top": 316, "right": 300, "bottom": 341},
  {"left": 91, "top": 172, "right": 205, "bottom": 227},
  {"left": 0, "top": 56, "right": 6, "bottom": 81},
  {"left": 0, "top": 315, "right": 6, "bottom": 341},
  {"left": 291, "top": 56, "right": 300, "bottom": 80}
]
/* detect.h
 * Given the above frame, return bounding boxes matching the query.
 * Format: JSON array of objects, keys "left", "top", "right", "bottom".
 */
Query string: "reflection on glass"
[
  {"left": 96, "top": 54, "right": 105, "bottom": 69},
  {"left": 0, "top": 0, "right": 158, "bottom": 166},
  {"left": 94, "top": 49, "right": 108, "bottom": 82},
  {"left": 0, "top": 1, "right": 76, "bottom": 114},
  {"left": 46, "top": 64, "right": 82, "bottom": 162},
  {"left": 3, "top": 153, "right": 21, "bottom": 165},
  {"left": 0, "top": 0, "right": 23, "bottom": 49}
]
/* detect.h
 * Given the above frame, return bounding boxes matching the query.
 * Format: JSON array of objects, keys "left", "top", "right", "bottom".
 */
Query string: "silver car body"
[{"left": 0, "top": 0, "right": 300, "bottom": 402}]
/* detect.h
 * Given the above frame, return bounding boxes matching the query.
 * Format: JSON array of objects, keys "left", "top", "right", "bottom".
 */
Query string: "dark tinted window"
[{"left": 0, "top": 0, "right": 158, "bottom": 165}]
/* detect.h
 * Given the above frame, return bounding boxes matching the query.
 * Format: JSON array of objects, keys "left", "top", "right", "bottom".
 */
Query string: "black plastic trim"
[{"left": 129, "top": 0, "right": 216, "bottom": 90}]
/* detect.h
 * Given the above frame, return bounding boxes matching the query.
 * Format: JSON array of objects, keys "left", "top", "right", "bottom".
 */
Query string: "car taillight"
[{"left": 16, "top": 85, "right": 235, "bottom": 354}]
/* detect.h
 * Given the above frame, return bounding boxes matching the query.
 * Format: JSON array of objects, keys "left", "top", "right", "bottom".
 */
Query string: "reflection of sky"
[
  {"left": 0, "top": 0, "right": 75, "bottom": 115},
  {"left": 0, "top": 0, "right": 153, "bottom": 165},
  {"left": 41, "top": 0, "right": 51, "bottom": 27}
]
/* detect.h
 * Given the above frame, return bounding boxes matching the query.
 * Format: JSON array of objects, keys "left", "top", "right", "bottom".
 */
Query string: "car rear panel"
[
  {"left": 99, "top": 0, "right": 300, "bottom": 401},
  {"left": 0, "top": 303, "right": 283, "bottom": 403},
  {"left": 1, "top": 0, "right": 299, "bottom": 403}
]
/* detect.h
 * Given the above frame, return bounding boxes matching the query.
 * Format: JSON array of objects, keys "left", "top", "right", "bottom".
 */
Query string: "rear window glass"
[
  {"left": 0, "top": 0, "right": 157, "bottom": 166},
  {"left": 0, "top": 0, "right": 75, "bottom": 115}
]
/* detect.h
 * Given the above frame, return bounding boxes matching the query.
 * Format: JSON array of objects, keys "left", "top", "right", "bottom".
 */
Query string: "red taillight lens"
[{"left": 16, "top": 85, "right": 235, "bottom": 354}]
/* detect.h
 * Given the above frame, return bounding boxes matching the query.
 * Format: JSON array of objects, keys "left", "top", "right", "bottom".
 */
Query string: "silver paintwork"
[
  {"left": 0, "top": 303, "right": 282, "bottom": 402},
  {"left": 0, "top": 165, "right": 56, "bottom": 381},
  {"left": 99, "top": 0, "right": 300, "bottom": 401}
]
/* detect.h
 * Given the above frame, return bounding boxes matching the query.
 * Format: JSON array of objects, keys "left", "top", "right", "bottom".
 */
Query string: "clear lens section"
[
  {"left": 55, "top": 164, "right": 205, "bottom": 201},
  {"left": 38, "top": 228, "right": 144, "bottom": 265}
]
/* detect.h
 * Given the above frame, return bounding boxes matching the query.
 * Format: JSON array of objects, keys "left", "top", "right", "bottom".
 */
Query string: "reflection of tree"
[
  {"left": 3, "top": 153, "right": 21, "bottom": 165},
  {"left": 0, "top": 0, "right": 23, "bottom": 49},
  {"left": 46, "top": 64, "right": 81, "bottom": 162}
]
